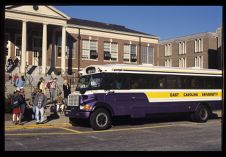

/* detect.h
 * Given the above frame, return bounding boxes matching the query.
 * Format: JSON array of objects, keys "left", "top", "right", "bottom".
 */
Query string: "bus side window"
[
  {"left": 109, "top": 73, "right": 130, "bottom": 90},
  {"left": 130, "top": 74, "right": 150, "bottom": 89},
  {"left": 177, "top": 76, "right": 183, "bottom": 89},
  {"left": 191, "top": 77, "right": 203, "bottom": 89},
  {"left": 166, "top": 76, "right": 177, "bottom": 89},
  {"left": 157, "top": 76, "right": 166, "bottom": 89},
  {"left": 191, "top": 78, "right": 197, "bottom": 89}
]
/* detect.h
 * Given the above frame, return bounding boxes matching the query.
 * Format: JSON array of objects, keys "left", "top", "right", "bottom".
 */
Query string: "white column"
[
  {"left": 51, "top": 29, "right": 56, "bottom": 68},
  {"left": 61, "top": 26, "right": 66, "bottom": 75},
  {"left": 42, "top": 23, "right": 47, "bottom": 74},
  {"left": 21, "top": 21, "right": 27, "bottom": 74},
  {"left": 7, "top": 37, "right": 11, "bottom": 60}
]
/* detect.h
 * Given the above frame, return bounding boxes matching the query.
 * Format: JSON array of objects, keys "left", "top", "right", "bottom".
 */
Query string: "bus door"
[{"left": 104, "top": 73, "right": 132, "bottom": 116}]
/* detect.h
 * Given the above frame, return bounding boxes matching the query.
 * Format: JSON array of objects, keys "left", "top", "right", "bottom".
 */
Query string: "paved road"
[{"left": 5, "top": 116, "right": 222, "bottom": 151}]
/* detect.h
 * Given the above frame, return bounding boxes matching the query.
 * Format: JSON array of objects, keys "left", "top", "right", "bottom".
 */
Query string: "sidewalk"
[{"left": 5, "top": 106, "right": 69, "bottom": 127}]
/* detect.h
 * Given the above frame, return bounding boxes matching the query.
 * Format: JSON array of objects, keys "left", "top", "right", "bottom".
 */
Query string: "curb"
[{"left": 5, "top": 123, "right": 71, "bottom": 131}]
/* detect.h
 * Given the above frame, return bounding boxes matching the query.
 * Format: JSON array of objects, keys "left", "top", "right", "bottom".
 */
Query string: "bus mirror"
[{"left": 80, "top": 89, "right": 86, "bottom": 94}]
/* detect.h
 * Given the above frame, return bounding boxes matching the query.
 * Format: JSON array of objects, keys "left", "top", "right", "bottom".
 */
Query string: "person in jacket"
[
  {"left": 63, "top": 79, "right": 71, "bottom": 106},
  {"left": 11, "top": 89, "right": 24, "bottom": 125},
  {"left": 46, "top": 77, "right": 57, "bottom": 103},
  {"left": 30, "top": 88, "right": 38, "bottom": 120},
  {"left": 16, "top": 75, "right": 26, "bottom": 88},
  {"left": 19, "top": 87, "right": 27, "bottom": 121},
  {"left": 33, "top": 89, "right": 47, "bottom": 124}
]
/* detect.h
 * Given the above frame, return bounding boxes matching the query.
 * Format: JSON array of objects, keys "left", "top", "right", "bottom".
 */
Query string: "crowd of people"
[{"left": 10, "top": 76, "right": 71, "bottom": 125}]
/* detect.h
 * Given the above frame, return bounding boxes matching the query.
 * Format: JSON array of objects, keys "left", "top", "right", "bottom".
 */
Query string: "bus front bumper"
[{"left": 65, "top": 109, "right": 90, "bottom": 119}]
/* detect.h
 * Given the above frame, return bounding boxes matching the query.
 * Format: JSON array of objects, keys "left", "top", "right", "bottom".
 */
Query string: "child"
[{"left": 56, "top": 92, "right": 64, "bottom": 114}]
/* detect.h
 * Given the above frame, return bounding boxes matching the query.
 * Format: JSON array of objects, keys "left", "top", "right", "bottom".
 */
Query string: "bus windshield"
[{"left": 76, "top": 73, "right": 104, "bottom": 91}]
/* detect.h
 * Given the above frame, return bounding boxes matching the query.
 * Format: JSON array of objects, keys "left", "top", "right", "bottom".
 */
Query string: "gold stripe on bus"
[{"left": 144, "top": 91, "right": 222, "bottom": 99}]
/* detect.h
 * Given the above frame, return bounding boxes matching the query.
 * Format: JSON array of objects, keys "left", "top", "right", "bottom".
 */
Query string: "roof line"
[
  {"left": 47, "top": 6, "right": 71, "bottom": 20},
  {"left": 67, "top": 23, "right": 159, "bottom": 39},
  {"left": 160, "top": 32, "right": 216, "bottom": 43}
]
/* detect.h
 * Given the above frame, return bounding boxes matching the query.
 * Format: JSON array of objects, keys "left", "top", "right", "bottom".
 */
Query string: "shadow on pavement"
[
  {"left": 68, "top": 112, "right": 221, "bottom": 129},
  {"left": 44, "top": 112, "right": 60, "bottom": 123},
  {"left": 111, "top": 112, "right": 221, "bottom": 127}
]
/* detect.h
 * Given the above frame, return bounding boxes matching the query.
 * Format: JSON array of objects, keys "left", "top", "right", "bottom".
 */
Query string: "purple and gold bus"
[{"left": 65, "top": 64, "right": 222, "bottom": 130}]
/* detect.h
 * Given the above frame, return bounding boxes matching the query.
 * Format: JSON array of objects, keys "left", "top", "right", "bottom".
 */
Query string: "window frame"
[
  {"left": 123, "top": 44, "right": 137, "bottom": 63},
  {"left": 104, "top": 41, "right": 118, "bottom": 62},
  {"left": 141, "top": 46, "right": 154, "bottom": 65},
  {"left": 82, "top": 39, "right": 98, "bottom": 60}
]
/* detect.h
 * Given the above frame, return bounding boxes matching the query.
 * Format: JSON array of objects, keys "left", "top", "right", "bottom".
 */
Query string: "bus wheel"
[
  {"left": 191, "top": 105, "right": 210, "bottom": 123},
  {"left": 90, "top": 108, "right": 111, "bottom": 130}
]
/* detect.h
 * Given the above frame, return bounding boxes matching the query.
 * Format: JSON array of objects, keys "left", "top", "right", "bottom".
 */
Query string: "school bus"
[{"left": 65, "top": 64, "right": 222, "bottom": 130}]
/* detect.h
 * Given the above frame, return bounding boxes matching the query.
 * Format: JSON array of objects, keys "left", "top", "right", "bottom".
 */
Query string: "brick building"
[
  {"left": 4, "top": 5, "right": 159, "bottom": 77},
  {"left": 158, "top": 28, "right": 222, "bottom": 70}
]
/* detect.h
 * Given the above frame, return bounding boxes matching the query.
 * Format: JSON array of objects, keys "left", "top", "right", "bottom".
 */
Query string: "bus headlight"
[{"left": 80, "top": 104, "right": 92, "bottom": 111}]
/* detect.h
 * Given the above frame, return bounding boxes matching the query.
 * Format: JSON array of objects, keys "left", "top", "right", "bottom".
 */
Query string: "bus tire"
[
  {"left": 191, "top": 105, "right": 210, "bottom": 123},
  {"left": 90, "top": 108, "right": 111, "bottom": 130}
]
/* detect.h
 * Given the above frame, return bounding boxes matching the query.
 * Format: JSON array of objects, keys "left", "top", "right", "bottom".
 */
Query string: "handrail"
[
  {"left": 56, "top": 82, "right": 62, "bottom": 96},
  {"left": 24, "top": 73, "right": 35, "bottom": 94}
]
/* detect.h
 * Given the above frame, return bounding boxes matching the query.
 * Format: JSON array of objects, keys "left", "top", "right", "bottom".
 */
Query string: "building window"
[
  {"left": 66, "top": 38, "right": 76, "bottom": 59},
  {"left": 165, "top": 59, "right": 172, "bottom": 67},
  {"left": 104, "top": 42, "right": 118, "bottom": 61},
  {"left": 179, "top": 58, "right": 186, "bottom": 68},
  {"left": 179, "top": 41, "right": 186, "bottom": 54},
  {"left": 5, "top": 33, "right": 9, "bottom": 55},
  {"left": 15, "top": 34, "right": 21, "bottom": 57},
  {"left": 194, "top": 56, "right": 203, "bottom": 68},
  {"left": 141, "top": 46, "right": 153, "bottom": 64},
  {"left": 123, "top": 44, "right": 137, "bottom": 63},
  {"left": 82, "top": 40, "right": 98, "bottom": 60},
  {"left": 195, "top": 38, "right": 203, "bottom": 53},
  {"left": 164, "top": 43, "right": 172, "bottom": 56},
  {"left": 56, "top": 35, "right": 62, "bottom": 57}
]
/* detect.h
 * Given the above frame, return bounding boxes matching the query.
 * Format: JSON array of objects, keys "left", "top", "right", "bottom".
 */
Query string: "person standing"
[
  {"left": 47, "top": 77, "right": 57, "bottom": 103},
  {"left": 39, "top": 78, "right": 46, "bottom": 94},
  {"left": 30, "top": 88, "right": 38, "bottom": 120},
  {"left": 11, "top": 89, "right": 24, "bottom": 125},
  {"left": 63, "top": 79, "right": 71, "bottom": 106},
  {"left": 14, "top": 57, "right": 19, "bottom": 67},
  {"left": 7, "top": 57, "right": 13, "bottom": 70},
  {"left": 13, "top": 73, "right": 19, "bottom": 87},
  {"left": 33, "top": 89, "right": 47, "bottom": 124},
  {"left": 37, "top": 77, "right": 43, "bottom": 89},
  {"left": 19, "top": 87, "right": 27, "bottom": 121},
  {"left": 16, "top": 75, "right": 26, "bottom": 88}
]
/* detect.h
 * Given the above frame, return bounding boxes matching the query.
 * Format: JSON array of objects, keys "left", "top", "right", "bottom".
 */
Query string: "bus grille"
[{"left": 68, "top": 94, "right": 79, "bottom": 106}]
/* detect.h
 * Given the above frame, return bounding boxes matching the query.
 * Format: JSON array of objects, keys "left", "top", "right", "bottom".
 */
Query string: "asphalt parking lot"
[{"left": 5, "top": 115, "right": 222, "bottom": 151}]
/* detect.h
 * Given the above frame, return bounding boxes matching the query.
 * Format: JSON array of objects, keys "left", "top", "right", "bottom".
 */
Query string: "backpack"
[
  {"left": 11, "top": 95, "right": 21, "bottom": 108},
  {"left": 46, "top": 81, "right": 51, "bottom": 89}
]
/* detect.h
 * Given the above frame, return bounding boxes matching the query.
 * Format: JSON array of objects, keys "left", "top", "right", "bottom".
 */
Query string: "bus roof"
[{"left": 81, "top": 64, "right": 222, "bottom": 76}]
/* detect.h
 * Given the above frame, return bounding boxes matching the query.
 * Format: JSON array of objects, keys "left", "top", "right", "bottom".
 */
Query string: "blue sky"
[{"left": 55, "top": 6, "right": 222, "bottom": 40}]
